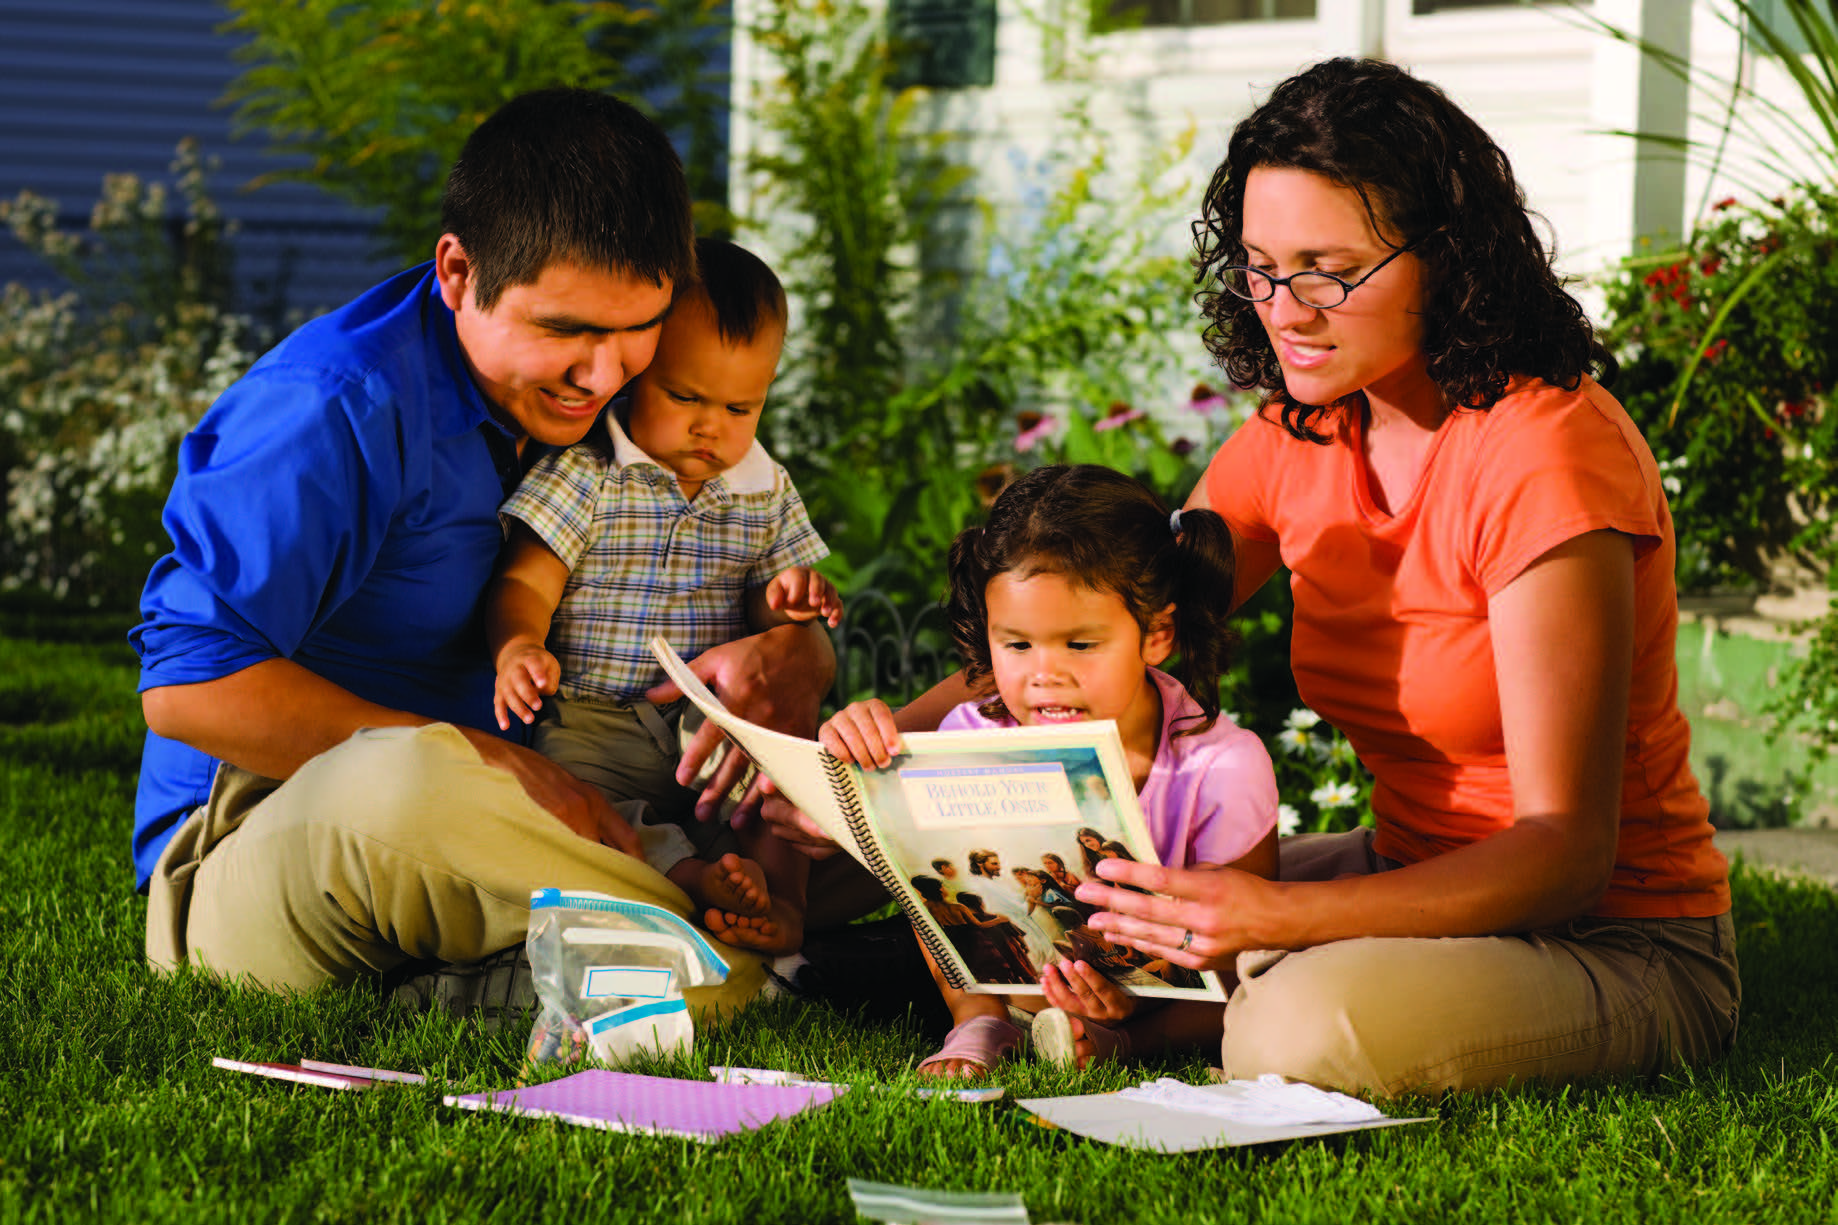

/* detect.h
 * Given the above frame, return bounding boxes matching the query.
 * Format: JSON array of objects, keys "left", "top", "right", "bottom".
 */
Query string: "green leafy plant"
[
  {"left": 1600, "top": 188, "right": 1835, "bottom": 591},
  {"left": 746, "top": 0, "right": 1211, "bottom": 614},
  {"left": 221, "top": 0, "right": 732, "bottom": 265},
  {"left": 1586, "top": 0, "right": 1837, "bottom": 770}
]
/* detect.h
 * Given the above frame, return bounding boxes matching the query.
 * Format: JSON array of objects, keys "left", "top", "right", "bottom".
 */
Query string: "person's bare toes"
[{"left": 700, "top": 853, "right": 770, "bottom": 917}]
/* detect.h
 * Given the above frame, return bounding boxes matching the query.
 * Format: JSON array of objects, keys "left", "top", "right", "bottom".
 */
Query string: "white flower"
[
  {"left": 1309, "top": 779, "right": 1359, "bottom": 809},
  {"left": 1284, "top": 707, "right": 1322, "bottom": 731},
  {"left": 1277, "top": 804, "right": 1301, "bottom": 837},
  {"left": 1276, "top": 727, "right": 1314, "bottom": 757}
]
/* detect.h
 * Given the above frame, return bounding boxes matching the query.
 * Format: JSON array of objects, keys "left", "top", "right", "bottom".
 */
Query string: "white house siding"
[{"left": 732, "top": 0, "right": 1821, "bottom": 343}]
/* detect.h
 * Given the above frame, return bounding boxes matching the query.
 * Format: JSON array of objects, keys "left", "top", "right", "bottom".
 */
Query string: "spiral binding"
[{"left": 820, "top": 751, "right": 967, "bottom": 990}]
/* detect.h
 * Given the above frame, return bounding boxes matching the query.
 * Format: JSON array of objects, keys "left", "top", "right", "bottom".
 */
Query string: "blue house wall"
[{"left": 0, "top": 0, "right": 399, "bottom": 324}]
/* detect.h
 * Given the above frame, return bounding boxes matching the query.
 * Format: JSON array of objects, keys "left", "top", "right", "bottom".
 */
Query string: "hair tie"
[{"left": 1169, "top": 509, "right": 1184, "bottom": 536}]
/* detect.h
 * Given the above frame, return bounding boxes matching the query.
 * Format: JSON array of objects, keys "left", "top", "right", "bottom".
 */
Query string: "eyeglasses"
[{"left": 1219, "top": 233, "right": 1431, "bottom": 310}]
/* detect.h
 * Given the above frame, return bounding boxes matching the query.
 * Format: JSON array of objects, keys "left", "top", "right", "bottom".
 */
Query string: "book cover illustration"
[{"left": 649, "top": 636, "right": 1227, "bottom": 1002}]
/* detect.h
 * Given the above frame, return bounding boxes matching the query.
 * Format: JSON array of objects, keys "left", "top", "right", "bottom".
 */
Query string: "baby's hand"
[
  {"left": 494, "top": 643, "right": 561, "bottom": 730},
  {"left": 764, "top": 567, "right": 843, "bottom": 628},
  {"left": 818, "top": 699, "right": 902, "bottom": 770}
]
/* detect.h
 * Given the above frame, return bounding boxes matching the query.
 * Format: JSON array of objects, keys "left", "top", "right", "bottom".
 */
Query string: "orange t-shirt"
[{"left": 1205, "top": 375, "right": 1728, "bottom": 918}]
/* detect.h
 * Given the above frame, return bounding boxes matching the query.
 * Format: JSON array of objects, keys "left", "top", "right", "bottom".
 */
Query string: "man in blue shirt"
[{"left": 131, "top": 89, "right": 830, "bottom": 1015}]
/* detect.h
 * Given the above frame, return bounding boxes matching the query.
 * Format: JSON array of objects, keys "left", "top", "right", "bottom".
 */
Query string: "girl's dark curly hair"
[
  {"left": 1192, "top": 57, "right": 1617, "bottom": 442},
  {"left": 945, "top": 464, "right": 1237, "bottom": 738}
]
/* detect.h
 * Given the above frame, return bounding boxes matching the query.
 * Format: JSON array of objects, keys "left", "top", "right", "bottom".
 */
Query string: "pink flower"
[
  {"left": 1015, "top": 412, "right": 1057, "bottom": 452},
  {"left": 1093, "top": 402, "right": 1145, "bottom": 432},
  {"left": 1188, "top": 382, "right": 1228, "bottom": 415}
]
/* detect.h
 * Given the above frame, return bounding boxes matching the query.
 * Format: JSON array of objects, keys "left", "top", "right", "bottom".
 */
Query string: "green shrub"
[
  {"left": 1600, "top": 188, "right": 1836, "bottom": 592},
  {"left": 221, "top": 0, "right": 733, "bottom": 265},
  {"left": 0, "top": 142, "right": 256, "bottom": 609}
]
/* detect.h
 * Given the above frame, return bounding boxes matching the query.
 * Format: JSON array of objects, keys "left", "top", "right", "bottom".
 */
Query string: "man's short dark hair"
[
  {"left": 440, "top": 88, "right": 694, "bottom": 309},
  {"left": 680, "top": 237, "right": 788, "bottom": 344}
]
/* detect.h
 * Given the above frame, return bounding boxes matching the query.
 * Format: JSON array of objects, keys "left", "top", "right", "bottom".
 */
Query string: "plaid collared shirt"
[{"left": 500, "top": 409, "right": 829, "bottom": 702}]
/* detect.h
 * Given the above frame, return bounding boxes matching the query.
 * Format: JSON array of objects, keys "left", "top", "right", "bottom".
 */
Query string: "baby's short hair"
[{"left": 679, "top": 237, "right": 787, "bottom": 344}]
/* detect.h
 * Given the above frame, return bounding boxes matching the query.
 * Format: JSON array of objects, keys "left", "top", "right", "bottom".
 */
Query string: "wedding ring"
[{"left": 1178, "top": 929, "right": 1194, "bottom": 951}]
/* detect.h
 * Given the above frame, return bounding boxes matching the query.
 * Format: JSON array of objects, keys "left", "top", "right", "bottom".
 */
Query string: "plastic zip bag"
[{"left": 524, "top": 888, "right": 729, "bottom": 1068}]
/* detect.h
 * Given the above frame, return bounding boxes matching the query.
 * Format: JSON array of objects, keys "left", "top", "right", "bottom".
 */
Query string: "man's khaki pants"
[
  {"left": 1221, "top": 828, "right": 1741, "bottom": 1095},
  {"left": 145, "top": 723, "right": 765, "bottom": 1020}
]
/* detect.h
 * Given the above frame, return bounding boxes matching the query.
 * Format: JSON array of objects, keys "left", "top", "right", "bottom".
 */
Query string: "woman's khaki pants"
[
  {"left": 144, "top": 723, "right": 765, "bottom": 1020},
  {"left": 1220, "top": 828, "right": 1741, "bottom": 1095}
]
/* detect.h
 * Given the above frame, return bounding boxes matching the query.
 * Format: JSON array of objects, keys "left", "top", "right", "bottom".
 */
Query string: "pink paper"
[{"left": 443, "top": 1070, "right": 844, "bottom": 1141}]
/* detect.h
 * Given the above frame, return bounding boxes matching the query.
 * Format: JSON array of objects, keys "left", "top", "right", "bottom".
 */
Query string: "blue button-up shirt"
[{"left": 129, "top": 264, "right": 525, "bottom": 888}]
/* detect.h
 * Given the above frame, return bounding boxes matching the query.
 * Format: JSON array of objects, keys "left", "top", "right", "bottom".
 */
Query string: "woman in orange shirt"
[
  {"left": 1068, "top": 57, "right": 1739, "bottom": 1093},
  {"left": 759, "top": 57, "right": 1739, "bottom": 1094}
]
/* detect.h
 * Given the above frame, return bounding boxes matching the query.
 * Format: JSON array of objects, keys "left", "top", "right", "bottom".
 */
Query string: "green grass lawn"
[{"left": 3, "top": 631, "right": 1836, "bottom": 1224}]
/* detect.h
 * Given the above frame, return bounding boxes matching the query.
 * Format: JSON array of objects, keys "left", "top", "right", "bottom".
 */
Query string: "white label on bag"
[{"left": 580, "top": 964, "right": 674, "bottom": 1000}]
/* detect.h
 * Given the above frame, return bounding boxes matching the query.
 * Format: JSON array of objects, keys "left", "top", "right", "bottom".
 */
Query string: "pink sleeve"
[
  {"left": 937, "top": 702, "right": 989, "bottom": 732},
  {"left": 1148, "top": 723, "right": 1279, "bottom": 869}
]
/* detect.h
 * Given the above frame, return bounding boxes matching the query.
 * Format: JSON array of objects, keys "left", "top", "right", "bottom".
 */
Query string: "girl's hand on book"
[
  {"left": 818, "top": 700, "right": 903, "bottom": 770},
  {"left": 1040, "top": 958, "right": 1138, "bottom": 1023}
]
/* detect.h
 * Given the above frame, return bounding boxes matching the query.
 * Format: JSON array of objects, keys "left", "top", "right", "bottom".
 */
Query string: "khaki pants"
[
  {"left": 1221, "top": 828, "right": 1741, "bottom": 1096},
  {"left": 144, "top": 723, "right": 764, "bottom": 1020},
  {"left": 531, "top": 693, "right": 741, "bottom": 877}
]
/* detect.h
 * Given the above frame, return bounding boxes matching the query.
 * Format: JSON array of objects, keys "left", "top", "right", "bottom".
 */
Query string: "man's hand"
[
  {"left": 645, "top": 622, "right": 835, "bottom": 821},
  {"left": 493, "top": 642, "right": 561, "bottom": 730},
  {"left": 458, "top": 727, "right": 641, "bottom": 856},
  {"left": 750, "top": 779, "right": 844, "bottom": 860}
]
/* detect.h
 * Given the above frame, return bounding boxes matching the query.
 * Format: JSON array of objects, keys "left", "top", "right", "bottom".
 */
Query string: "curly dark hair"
[
  {"left": 1192, "top": 57, "right": 1617, "bottom": 442},
  {"left": 944, "top": 464, "right": 1237, "bottom": 738}
]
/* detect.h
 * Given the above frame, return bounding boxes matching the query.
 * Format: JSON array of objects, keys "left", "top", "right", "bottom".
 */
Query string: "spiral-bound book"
[{"left": 650, "top": 637, "right": 1227, "bottom": 1002}]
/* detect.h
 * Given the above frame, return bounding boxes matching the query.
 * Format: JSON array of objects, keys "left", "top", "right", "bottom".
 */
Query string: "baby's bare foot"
[
  {"left": 706, "top": 897, "right": 803, "bottom": 957},
  {"left": 699, "top": 853, "right": 770, "bottom": 918}
]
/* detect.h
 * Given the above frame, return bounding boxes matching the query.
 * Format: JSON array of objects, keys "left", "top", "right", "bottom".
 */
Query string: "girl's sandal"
[
  {"left": 1030, "top": 1007, "right": 1131, "bottom": 1070},
  {"left": 916, "top": 1016, "right": 1027, "bottom": 1079}
]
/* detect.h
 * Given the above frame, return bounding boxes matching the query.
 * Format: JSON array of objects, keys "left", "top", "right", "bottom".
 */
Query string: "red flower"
[
  {"left": 1712, "top": 196, "right": 1739, "bottom": 211},
  {"left": 1702, "top": 338, "right": 1729, "bottom": 363},
  {"left": 1700, "top": 256, "right": 1722, "bottom": 276},
  {"left": 1780, "top": 399, "right": 1808, "bottom": 419}
]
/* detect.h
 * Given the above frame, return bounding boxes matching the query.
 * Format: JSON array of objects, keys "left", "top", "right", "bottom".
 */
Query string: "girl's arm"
[
  {"left": 892, "top": 670, "right": 978, "bottom": 734},
  {"left": 1081, "top": 529, "right": 1633, "bottom": 967}
]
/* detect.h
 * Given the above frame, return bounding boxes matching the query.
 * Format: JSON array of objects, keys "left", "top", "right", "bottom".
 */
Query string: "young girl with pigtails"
[{"left": 820, "top": 464, "right": 1279, "bottom": 1077}]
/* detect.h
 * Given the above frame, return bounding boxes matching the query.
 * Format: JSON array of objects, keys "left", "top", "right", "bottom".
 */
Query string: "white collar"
[{"left": 604, "top": 403, "right": 776, "bottom": 495}]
